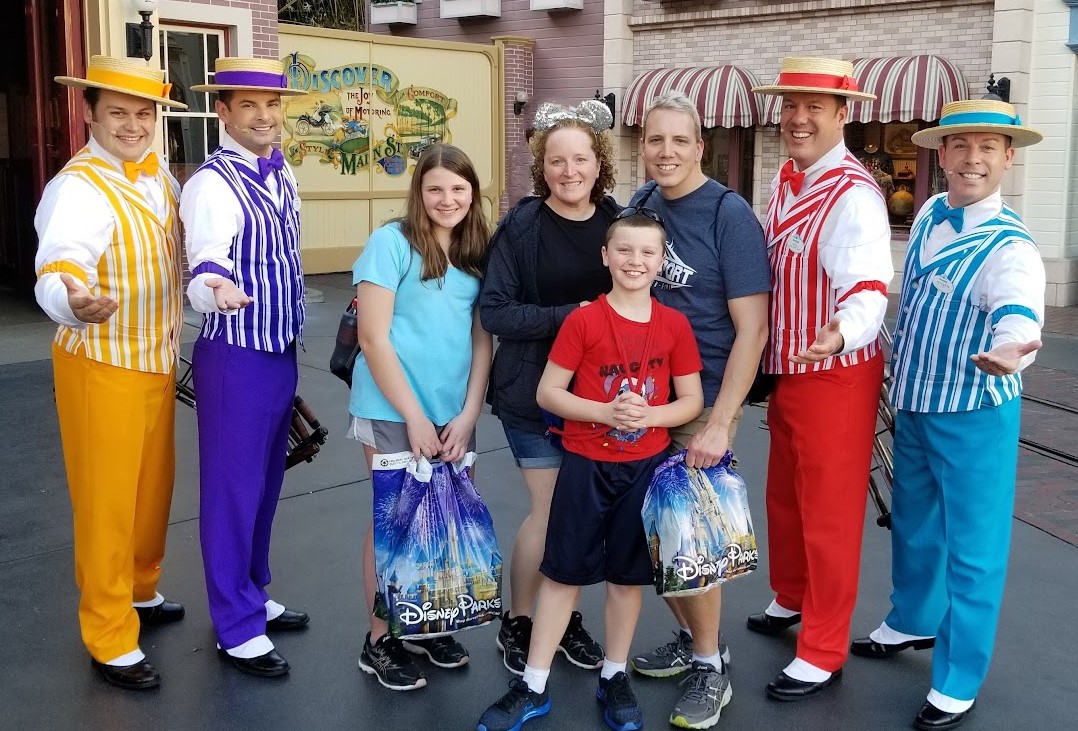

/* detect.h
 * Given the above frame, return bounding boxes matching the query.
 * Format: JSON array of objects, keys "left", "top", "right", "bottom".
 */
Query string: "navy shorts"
[
  {"left": 501, "top": 422, "right": 563, "bottom": 469},
  {"left": 540, "top": 449, "right": 666, "bottom": 586}
]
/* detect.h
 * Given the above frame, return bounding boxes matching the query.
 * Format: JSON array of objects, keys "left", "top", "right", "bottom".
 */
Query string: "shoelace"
[
  {"left": 654, "top": 631, "right": 689, "bottom": 657},
  {"left": 678, "top": 667, "right": 721, "bottom": 703},
  {"left": 494, "top": 680, "right": 536, "bottom": 711},
  {"left": 604, "top": 675, "right": 636, "bottom": 708}
]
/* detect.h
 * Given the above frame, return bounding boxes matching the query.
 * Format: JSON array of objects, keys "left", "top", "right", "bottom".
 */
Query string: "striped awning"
[
  {"left": 622, "top": 66, "right": 763, "bottom": 128},
  {"left": 761, "top": 55, "right": 967, "bottom": 125}
]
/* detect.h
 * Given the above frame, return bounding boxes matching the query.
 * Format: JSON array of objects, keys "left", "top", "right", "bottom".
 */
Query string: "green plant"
[{"left": 278, "top": 0, "right": 364, "bottom": 32}]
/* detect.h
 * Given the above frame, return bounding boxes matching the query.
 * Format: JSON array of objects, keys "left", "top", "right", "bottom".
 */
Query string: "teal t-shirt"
[{"left": 349, "top": 222, "right": 480, "bottom": 425}]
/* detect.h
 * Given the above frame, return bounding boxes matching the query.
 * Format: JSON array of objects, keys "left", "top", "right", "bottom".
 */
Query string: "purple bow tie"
[{"left": 257, "top": 148, "right": 285, "bottom": 180}]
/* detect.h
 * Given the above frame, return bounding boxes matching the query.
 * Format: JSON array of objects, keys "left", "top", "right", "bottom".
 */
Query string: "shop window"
[
  {"left": 158, "top": 26, "right": 225, "bottom": 184},
  {"left": 702, "top": 127, "right": 754, "bottom": 204},
  {"left": 846, "top": 121, "right": 943, "bottom": 234}
]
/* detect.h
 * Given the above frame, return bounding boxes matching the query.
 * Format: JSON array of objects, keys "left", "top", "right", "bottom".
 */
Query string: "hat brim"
[
  {"left": 753, "top": 84, "right": 877, "bottom": 102},
  {"left": 189, "top": 83, "right": 307, "bottom": 97},
  {"left": 911, "top": 123, "right": 1043, "bottom": 149},
  {"left": 55, "top": 76, "right": 189, "bottom": 109}
]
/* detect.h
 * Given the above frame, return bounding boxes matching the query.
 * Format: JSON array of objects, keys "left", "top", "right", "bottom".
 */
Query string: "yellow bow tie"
[{"left": 123, "top": 152, "right": 160, "bottom": 183}]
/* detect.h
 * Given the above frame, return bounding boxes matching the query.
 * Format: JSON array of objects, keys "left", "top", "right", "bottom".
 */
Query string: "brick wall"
[
  {"left": 168, "top": 0, "right": 279, "bottom": 58},
  {"left": 498, "top": 38, "right": 535, "bottom": 215}
]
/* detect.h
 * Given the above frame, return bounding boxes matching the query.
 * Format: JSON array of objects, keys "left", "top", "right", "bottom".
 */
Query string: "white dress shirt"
[{"left": 34, "top": 136, "right": 166, "bottom": 328}]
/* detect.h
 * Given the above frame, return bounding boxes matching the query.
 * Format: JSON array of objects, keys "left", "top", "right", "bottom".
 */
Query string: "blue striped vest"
[
  {"left": 196, "top": 148, "right": 304, "bottom": 352},
  {"left": 890, "top": 197, "right": 1035, "bottom": 413}
]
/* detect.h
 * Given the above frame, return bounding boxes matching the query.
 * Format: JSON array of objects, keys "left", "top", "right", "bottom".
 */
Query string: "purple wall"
[{"left": 372, "top": 1, "right": 605, "bottom": 110}]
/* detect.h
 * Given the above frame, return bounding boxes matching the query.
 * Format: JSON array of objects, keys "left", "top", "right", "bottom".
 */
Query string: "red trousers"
[{"left": 765, "top": 354, "right": 883, "bottom": 671}]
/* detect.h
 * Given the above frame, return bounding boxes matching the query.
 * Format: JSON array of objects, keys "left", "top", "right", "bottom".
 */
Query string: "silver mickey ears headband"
[{"left": 532, "top": 99, "right": 613, "bottom": 134}]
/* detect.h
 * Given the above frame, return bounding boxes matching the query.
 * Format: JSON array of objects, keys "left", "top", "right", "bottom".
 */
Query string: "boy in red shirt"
[{"left": 477, "top": 210, "right": 704, "bottom": 731}]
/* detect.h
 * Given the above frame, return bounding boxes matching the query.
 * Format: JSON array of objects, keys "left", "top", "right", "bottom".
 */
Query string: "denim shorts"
[{"left": 501, "top": 422, "right": 563, "bottom": 469}]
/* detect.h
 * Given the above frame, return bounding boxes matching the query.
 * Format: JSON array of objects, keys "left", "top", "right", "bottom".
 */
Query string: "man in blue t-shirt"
[{"left": 627, "top": 90, "right": 771, "bottom": 729}]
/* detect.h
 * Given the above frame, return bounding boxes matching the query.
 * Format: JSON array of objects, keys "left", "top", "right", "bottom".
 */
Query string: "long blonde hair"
[{"left": 400, "top": 144, "right": 490, "bottom": 281}]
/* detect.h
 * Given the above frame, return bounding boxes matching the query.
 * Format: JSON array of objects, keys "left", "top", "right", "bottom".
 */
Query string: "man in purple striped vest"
[{"left": 182, "top": 58, "right": 310, "bottom": 678}]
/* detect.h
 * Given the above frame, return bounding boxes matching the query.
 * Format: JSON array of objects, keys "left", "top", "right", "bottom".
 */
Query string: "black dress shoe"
[
  {"left": 91, "top": 658, "right": 161, "bottom": 690},
  {"left": 746, "top": 611, "right": 802, "bottom": 635},
  {"left": 266, "top": 608, "right": 310, "bottom": 632},
  {"left": 218, "top": 648, "right": 290, "bottom": 677},
  {"left": 766, "top": 668, "right": 842, "bottom": 701},
  {"left": 135, "top": 600, "right": 185, "bottom": 626},
  {"left": 851, "top": 635, "right": 934, "bottom": 658},
  {"left": 914, "top": 700, "right": 975, "bottom": 730}
]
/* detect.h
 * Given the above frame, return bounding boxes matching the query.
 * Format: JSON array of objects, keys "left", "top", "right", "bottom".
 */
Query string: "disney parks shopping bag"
[
  {"left": 372, "top": 451, "right": 503, "bottom": 638},
  {"left": 641, "top": 450, "right": 758, "bottom": 597}
]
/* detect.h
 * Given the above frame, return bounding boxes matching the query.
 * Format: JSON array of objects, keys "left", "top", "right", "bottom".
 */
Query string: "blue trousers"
[
  {"left": 193, "top": 336, "right": 298, "bottom": 650},
  {"left": 885, "top": 397, "right": 1021, "bottom": 700}
]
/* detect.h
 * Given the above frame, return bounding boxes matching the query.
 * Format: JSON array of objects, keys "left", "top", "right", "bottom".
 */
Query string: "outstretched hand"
[
  {"left": 206, "top": 277, "right": 253, "bottom": 313},
  {"left": 61, "top": 273, "right": 117, "bottom": 324},
  {"left": 971, "top": 340, "right": 1042, "bottom": 376},
  {"left": 790, "top": 317, "right": 844, "bottom": 365}
]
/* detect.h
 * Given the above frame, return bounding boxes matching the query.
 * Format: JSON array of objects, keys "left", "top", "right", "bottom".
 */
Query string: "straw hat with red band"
[
  {"left": 55, "top": 55, "right": 188, "bottom": 109},
  {"left": 191, "top": 58, "right": 306, "bottom": 96},
  {"left": 753, "top": 57, "right": 876, "bottom": 102},
  {"left": 911, "top": 99, "right": 1042, "bottom": 149}
]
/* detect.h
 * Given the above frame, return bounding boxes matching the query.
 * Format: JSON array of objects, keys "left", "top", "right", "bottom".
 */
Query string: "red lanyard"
[{"left": 600, "top": 294, "right": 657, "bottom": 398}]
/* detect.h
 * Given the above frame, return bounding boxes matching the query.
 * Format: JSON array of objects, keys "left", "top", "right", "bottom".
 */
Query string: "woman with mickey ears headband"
[{"left": 479, "top": 99, "right": 620, "bottom": 676}]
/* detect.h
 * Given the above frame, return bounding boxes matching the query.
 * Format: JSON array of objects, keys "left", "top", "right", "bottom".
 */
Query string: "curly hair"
[{"left": 528, "top": 119, "right": 616, "bottom": 205}]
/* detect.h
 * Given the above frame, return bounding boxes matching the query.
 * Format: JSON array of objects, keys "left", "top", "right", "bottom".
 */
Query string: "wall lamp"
[
  {"left": 513, "top": 90, "right": 529, "bottom": 116},
  {"left": 985, "top": 73, "right": 1010, "bottom": 103},
  {"left": 594, "top": 90, "right": 615, "bottom": 128},
  {"left": 126, "top": 0, "right": 158, "bottom": 62}
]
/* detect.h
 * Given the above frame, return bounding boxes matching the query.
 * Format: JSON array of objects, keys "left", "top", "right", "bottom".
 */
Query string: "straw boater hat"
[
  {"left": 910, "top": 99, "right": 1043, "bottom": 149},
  {"left": 191, "top": 58, "right": 306, "bottom": 96},
  {"left": 753, "top": 57, "right": 876, "bottom": 102},
  {"left": 55, "top": 55, "right": 187, "bottom": 109}
]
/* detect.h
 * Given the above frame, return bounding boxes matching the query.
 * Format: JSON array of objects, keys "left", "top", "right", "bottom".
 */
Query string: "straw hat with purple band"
[
  {"left": 55, "top": 55, "right": 187, "bottom": 109},
  {"left": 911, "top": 99, "right": 1042, "bottom": 149},
  {"left": 753, "top": 57, "right": 876, "bottom": 102},
  {"left": 190, "top": 58, "right": 306, "bottom": 96}
]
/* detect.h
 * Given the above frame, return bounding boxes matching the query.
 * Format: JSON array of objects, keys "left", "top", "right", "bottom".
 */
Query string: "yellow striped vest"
[{"left": 42, "top": 149, "right": 182, "bottom": 374}]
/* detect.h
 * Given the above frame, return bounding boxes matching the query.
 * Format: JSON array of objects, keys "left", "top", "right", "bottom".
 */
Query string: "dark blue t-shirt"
[{"left": 629, "top": 179, "right": 770, "bottom": 402}]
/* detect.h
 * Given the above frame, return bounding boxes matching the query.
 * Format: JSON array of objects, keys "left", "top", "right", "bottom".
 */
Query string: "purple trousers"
[{"left": 193, "top": 336, "right": 297, "bottom": 650}]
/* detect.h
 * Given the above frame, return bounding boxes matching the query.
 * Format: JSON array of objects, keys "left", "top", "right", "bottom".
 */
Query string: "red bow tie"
[{"left": 780, "top": 160, "right": 805, "bottom": 196}]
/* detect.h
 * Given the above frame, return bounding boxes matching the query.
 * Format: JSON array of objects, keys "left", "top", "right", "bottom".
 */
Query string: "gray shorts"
[
  {"left": 348, "top": 416, "right": 476, "bottom": 454},
  {"left": 669, "top": 406, "right": 744, "bottom": 453}
]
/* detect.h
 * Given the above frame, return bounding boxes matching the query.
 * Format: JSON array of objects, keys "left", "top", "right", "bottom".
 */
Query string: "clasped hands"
[{"left": 604, "top": 390, "right": 650, "bottom": 433}]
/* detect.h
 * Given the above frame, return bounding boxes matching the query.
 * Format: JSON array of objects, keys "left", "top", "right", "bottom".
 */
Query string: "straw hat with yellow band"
[
  {"left": 911, "top": 99, "right": 1043, "bottom": 149},
  {"left": 753, "top": 57, "right": 876, "bottom": 102},
  {"left": 55, "top": 55, "right": 187, "bottom": 109},
  {"left": 191, "top": 58, "right": 306, "bottom": 96}
]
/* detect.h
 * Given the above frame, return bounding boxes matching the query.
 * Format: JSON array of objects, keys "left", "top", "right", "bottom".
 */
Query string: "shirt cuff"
[
  {"left": 187, "top": 272, "right": 238, "bottom": 316},
  {"left": 834, "top": 290, "right": 888, "bottom": 355},
  {"left": 992, "top": 313, "right": 1041, "bottom": 372},
  {"left": 34, "top": 272, "right": 86, "bottom": 329}
]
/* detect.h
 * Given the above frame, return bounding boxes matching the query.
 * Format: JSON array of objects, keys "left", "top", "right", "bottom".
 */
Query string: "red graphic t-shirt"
[{"left": 547, "top": 294, "right": 703, "bottom": 462}]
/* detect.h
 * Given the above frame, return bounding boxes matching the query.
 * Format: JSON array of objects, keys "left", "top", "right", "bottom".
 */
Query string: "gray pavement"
[{"left": 1, "top": 276, "right": 1076, "bottom": 730}]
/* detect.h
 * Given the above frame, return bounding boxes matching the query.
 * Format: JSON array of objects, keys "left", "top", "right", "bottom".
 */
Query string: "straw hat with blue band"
[
  {"left": 753, "top": 57, "right": 876, "bottom": 102},
  {"left": 911, "top": 100, "right": 1042, "bottom": 149},
  {"left": 55, "top": 55, "right": 187, "bottom": 109},
  {"left": 191, "top": 58, "right": 306, "bottom": 96}
]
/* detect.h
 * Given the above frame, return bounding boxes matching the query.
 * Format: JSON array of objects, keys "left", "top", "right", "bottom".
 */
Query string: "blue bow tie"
[
  {"left": 257, "top": 148, "right": 285, "bottom": 180},
  {"left": 931, "top": 197, "right": 964, "bottom": 233}
]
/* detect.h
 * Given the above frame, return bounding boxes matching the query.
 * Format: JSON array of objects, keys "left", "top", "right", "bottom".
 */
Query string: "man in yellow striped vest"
[{"left": 33, "top": 56, "right": 188, "bottom": 691}]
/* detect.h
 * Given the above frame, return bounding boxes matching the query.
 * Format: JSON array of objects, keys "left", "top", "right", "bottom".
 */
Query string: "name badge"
[
  {"left": 931, "top": 275, "right": 954, "bottom": 294},
  {"left": 787, "top": 234, "right": 806, "bottom": 254}
]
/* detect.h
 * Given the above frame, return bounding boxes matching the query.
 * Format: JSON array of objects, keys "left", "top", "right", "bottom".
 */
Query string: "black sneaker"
[
  {"left": 403, "top": 635, "right": 470, "bottom": 668},
  {"left": 559, "top": 611, "right": 604, "bottom": 670},
  {"left": 358, "top": 632, "right": 426, "bottom": 691},
  {"left": 596, "top": 671, "right": 643, "bottom": 731},
  {"left": 477, "top": 678, "right": 551, "bottom": 731},
  {"left": 497, "top": 612, "right": 532, "bottom": 676}
]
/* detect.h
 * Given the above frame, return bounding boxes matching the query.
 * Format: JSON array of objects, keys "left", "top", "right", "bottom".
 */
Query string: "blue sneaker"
[
  {"left": 596, "top": 672, "right": 643, "bottom": 731},
  {"left": 477, "top": 678, "right": 551, "bottom": 731}
]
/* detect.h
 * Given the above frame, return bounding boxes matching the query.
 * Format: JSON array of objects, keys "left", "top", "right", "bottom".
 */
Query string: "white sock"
[
  {"left": 522, "top": 664, "right": 549, "bottom": 694},
  {"left": 601, "top": 659, "right": 626, "bottom": 680},
  {"left": 765, "top": 599, "right": 800, "bottom": 618},
  {"left": 679, "top": 626, "right": 693, "bottom": 638},
  {"left": 693, "top": 651, "right": 723, "bottom": 671},
  {"left": 783, "top": 657, "right": 831, "bottom": 682}
]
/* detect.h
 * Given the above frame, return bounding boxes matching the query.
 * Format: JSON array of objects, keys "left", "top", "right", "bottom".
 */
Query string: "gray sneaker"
[
  {"left": 669, "top": 661, "right": 732, "bottom": 729},
  {"left": 631, "top": 631, "right": 731, "bottom": 678}
]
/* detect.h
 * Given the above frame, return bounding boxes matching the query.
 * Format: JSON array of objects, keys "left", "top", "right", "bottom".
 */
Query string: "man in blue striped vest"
[
  {"left": 850, "top": 99, "right": 1046, "bottom": 731},
  {"left": 182, "top": 58, "right": 310, "bottom": 678}
]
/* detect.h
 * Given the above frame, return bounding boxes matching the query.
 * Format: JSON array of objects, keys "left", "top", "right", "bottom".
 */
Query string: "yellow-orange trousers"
[{"left": 52, "top": 343, "right": 176, "bottom": 663}]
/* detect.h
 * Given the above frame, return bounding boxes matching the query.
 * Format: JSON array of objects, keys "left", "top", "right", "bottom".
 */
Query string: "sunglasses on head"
[{"left": 613, "top": 206, "right": 666, "bottom": 230}]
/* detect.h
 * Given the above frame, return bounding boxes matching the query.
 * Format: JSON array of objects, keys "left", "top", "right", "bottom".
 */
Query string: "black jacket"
[{"left": 479, "top": 195, "right": 622, "bottom": 434}]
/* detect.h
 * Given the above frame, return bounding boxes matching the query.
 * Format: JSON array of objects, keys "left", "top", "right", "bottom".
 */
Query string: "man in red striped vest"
[{"left": 749, "top": 57, "right": 893, "bottom": 700}]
